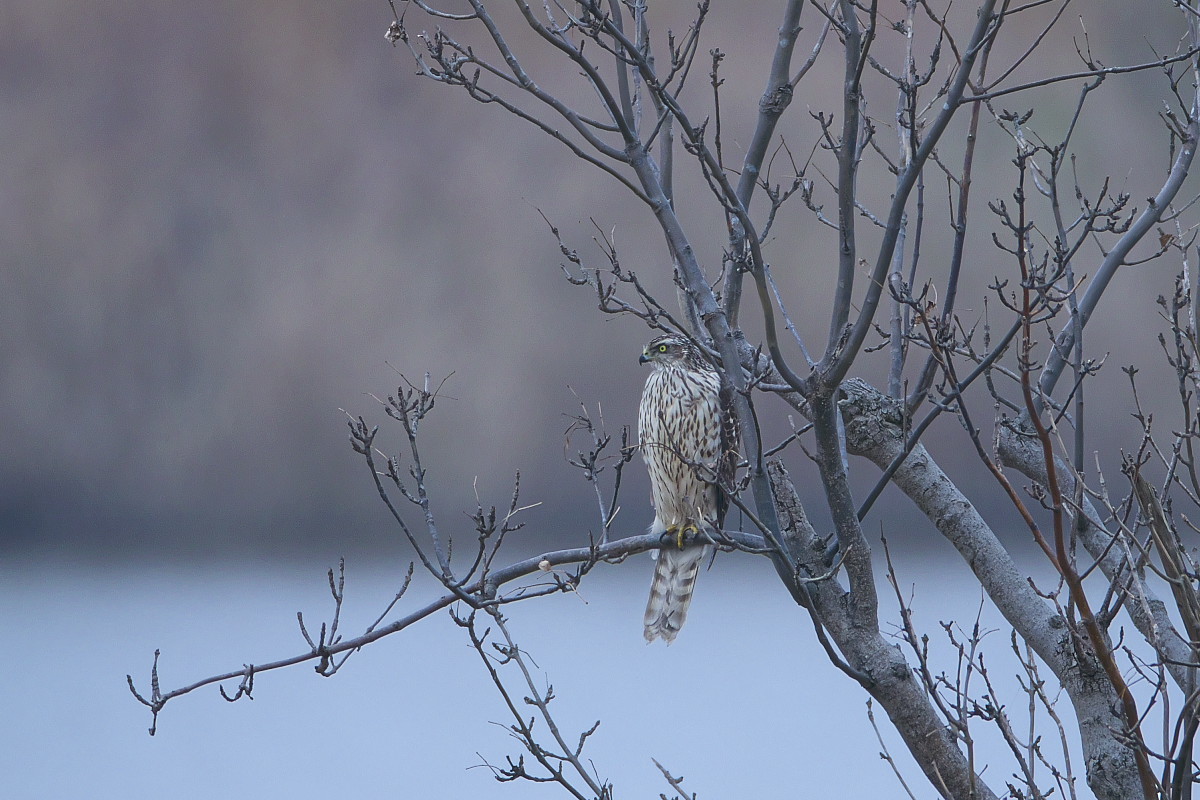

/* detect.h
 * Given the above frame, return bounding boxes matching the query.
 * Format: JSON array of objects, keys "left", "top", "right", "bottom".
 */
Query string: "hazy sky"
[
  {"left": 4, "top": 2, "right": 1199, "bottom": 797},
  {"left": 1, "top": 1, "right": 1189, "bottom": 561}
]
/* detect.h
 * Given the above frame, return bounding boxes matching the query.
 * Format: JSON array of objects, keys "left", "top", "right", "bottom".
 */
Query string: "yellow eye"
[{"left": 657, "top": 344, "right": 669, "bottom": 352}]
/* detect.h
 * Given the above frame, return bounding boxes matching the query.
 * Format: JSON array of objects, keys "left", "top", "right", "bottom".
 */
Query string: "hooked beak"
[{"left": 639, "top": 352, "right": 651, "bottom": 364}]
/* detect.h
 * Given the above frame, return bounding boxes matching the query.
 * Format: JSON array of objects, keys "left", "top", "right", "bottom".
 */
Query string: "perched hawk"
[{"left": 638, "top": 333, "right": 735, "bottom": 643}]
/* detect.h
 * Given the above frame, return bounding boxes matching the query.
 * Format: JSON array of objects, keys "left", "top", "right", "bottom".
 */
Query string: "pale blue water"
[{"left": 1, "top": 551, "right": 1057, "bottom": 798}]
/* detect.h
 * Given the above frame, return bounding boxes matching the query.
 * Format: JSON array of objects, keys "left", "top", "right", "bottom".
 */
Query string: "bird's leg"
[
  {"left": 677, "top": 523, "right": 699, "bottom": 549},
  {"left": 658, "top": 524, "right": 698, "bottom": 549},
  {"left": 659, "top": 525, "right": 680, "bottom": 549}
]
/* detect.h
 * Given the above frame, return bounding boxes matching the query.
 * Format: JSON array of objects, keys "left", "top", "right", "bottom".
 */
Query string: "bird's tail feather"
[{"left": 644, "top": 545, "right": 710, "bottom": 644}]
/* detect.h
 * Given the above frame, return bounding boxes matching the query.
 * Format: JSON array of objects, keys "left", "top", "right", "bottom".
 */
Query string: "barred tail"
[{"left": 643, "top": 546, "right": 709, "bottom": 644}]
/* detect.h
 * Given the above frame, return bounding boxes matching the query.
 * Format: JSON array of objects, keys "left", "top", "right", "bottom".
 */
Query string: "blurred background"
[{"left": 2, "top": 1, "right": 1196, "bottom": 797}]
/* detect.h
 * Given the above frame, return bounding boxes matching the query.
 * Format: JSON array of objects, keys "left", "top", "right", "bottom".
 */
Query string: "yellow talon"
[
  {"left": 677, "top": 524, "right": 698, "bottom": 549},
  {"left": 661, "top": 524, "right": 698, "bottom": 549}
]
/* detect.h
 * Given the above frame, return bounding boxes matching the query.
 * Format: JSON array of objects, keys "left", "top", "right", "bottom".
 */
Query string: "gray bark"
[
  {"left": 768, "top": 460, "right": 1000, "bottom": 800},
  {"left": 838, "top": 378, "right": 1147, "bottom": 800}
]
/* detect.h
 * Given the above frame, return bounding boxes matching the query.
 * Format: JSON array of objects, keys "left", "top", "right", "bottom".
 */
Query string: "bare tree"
[{"left": 129, "top": 2, "right": 1200, "bottom": 798}]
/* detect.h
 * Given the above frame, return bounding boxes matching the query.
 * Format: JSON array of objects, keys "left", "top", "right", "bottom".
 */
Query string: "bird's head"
[{"left": 639, "top": 334, "right": 696, "bottom": 368}]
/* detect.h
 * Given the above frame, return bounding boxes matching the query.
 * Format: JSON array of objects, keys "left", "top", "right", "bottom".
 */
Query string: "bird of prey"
[{"left": 638, "top": 333, "right": 735, "bottom": 643}]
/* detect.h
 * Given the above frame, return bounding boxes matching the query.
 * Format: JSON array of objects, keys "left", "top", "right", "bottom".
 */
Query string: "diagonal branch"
[{"left": 126, "top": 529, "right": 765, "bottom": 728}]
